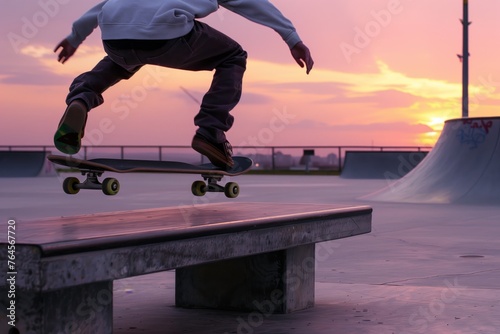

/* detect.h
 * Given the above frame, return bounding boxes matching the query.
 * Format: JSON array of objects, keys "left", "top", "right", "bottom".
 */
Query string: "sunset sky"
[{"left": 1, "top": 0, "right": 500, "bottom": 148}]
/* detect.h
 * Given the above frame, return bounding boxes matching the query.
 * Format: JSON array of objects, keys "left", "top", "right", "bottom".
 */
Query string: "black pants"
[{"left": 66, "top": 21, "right": 247, "bottom": 143}]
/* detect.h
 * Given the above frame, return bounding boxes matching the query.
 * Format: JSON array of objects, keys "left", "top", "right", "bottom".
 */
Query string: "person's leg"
[
  {"left": 55, "top": 56, "right": 141, "bottom": 154},
  {"left": 188, "top": 23, "right": 247, "bottom": 168},
  {"left": 180, "top": 21, "right": 247, "bottom": 144},
  {"left": 66, "top": 55, "right": 141, "bottom": 110},
  {"left": 141, "top": 21, "right": 247, "bottom": 167}
]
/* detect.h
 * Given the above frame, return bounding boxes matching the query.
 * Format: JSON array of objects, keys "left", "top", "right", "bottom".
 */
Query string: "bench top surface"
[{"left": 4, "top": 202, "right": 372, "bottom": 255}]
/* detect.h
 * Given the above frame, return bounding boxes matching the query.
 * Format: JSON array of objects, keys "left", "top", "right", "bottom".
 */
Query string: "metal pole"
[
  {"left": 461, "top": 0, "right": 470, "bottom": 118},
  {"left": 338, "top": 147, "right": 342, "bottom": 174},
  {"left": 271, "top": 147, "right": 275, "bottom": 171}
]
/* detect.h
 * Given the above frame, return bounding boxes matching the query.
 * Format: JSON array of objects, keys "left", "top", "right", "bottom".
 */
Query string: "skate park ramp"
[
  {"left": 0, "top": 151, "right": 57, "bottom": 177},
  {"left": 340, "top": 151, "right": 428, "bottom": 179},
  {"left": 364, "top": 117, "right": 500, "bottom": 204}
]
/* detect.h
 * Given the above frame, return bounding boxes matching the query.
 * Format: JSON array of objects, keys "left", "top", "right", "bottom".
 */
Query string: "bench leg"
[
  {"left": 176, "top": 244, "right": 315, "bottom": 313},
  {"left": 1, "top": 281, "right": 113, "bottom": 334}
]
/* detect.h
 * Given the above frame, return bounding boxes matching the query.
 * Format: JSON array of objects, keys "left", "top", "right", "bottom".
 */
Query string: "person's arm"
[
  {"left": 218, "top": 0, "right": 313, "bottom": 74},
  {"left": 54, "top": 1, "right": 107, "bottom": 63}
]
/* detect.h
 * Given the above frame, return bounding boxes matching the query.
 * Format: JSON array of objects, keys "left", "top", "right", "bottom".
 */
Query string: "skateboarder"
[{"left": 54, "top": 0, "right": 314, "bottom": 168}]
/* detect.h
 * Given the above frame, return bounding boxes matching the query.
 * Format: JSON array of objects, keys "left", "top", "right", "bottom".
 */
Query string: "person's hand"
[
  {"left": 291, "top": 41, "right": 314, "bottom": 74},
  {"left": 54, "top": 39, "right": 77, "bottom": 64}
]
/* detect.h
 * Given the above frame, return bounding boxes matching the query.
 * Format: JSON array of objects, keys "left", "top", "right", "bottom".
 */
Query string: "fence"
[{"left": 0, "top": 145, "right": 432, "bottom": 173}]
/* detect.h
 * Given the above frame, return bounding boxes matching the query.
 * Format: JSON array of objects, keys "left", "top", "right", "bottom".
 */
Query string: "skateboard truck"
[
  {"left": 191, "top": 174, "right": 239, "bottom": 198},
  {"left": 62, "top": 169, "right": 120, "bottom": 196}
]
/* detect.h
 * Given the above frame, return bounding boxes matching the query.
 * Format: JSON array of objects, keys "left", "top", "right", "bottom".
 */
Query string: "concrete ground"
[{"left": 1, "top": 173, "right": 499, "bottom": 333}]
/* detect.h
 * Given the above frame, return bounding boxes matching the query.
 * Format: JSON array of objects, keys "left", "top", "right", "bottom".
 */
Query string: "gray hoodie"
[{"left": 67, "top": 0, "right": 301, "bottom": 49}]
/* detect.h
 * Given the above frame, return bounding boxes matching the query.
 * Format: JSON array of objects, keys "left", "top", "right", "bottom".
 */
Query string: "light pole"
[{"left": 459, "top": 0, "right": 471, "bottom": 118}]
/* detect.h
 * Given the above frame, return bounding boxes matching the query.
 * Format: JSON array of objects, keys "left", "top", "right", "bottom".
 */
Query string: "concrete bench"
[{"left": 0, "top": 202, "right": 372, "bottom": 334}]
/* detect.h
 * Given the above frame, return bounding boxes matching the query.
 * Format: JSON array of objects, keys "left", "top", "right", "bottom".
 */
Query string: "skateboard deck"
[{"left": 48, "top": 155, "right": 253, "bottom": 198}]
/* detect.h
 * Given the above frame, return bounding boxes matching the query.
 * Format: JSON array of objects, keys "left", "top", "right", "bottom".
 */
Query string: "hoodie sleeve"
[
  {"left": 66, "top": 1, "right": 107, "bottom": 48},
  {"left": 218, "top": 0, "right": 301, "bottom": 49}
]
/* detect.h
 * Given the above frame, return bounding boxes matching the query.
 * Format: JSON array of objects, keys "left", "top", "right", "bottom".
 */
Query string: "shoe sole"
[
  {"left": 54, "top": 103, "right": 87, "bottom": 155},
  {"left": 54, "top": 125, "right": 82, "bottom": 155}
]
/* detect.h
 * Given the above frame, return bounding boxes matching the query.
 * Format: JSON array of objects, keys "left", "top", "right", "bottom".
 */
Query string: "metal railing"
[{"left": 0, "top": 145, "right": 432, "bottom": 173}]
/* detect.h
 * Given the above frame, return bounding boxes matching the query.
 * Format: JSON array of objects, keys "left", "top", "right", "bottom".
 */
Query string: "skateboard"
[{"left": 47, "top": 155, "right": 253, "bottom": 198}]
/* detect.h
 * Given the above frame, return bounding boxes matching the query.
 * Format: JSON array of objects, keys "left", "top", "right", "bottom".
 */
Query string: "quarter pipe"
[
  {"left": 364, "top": 117, "right": 500, "bottom": 204},
  {"left": 0, "top": 151, "right": 57, "bottom": 177}
]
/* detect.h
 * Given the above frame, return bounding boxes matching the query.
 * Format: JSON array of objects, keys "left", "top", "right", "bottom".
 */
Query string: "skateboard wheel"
[
  {"left": 224, "top": 182, "right": 239, "bottom": 198},
  {"left": 62, "top": 177, "right": 80, "bottom": 195},
  {"left": 191, "top": 180, "right": 207, "bottom": 196},
  {"left": 102, "top": 178, "right": 120, "bottom": 196}
]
